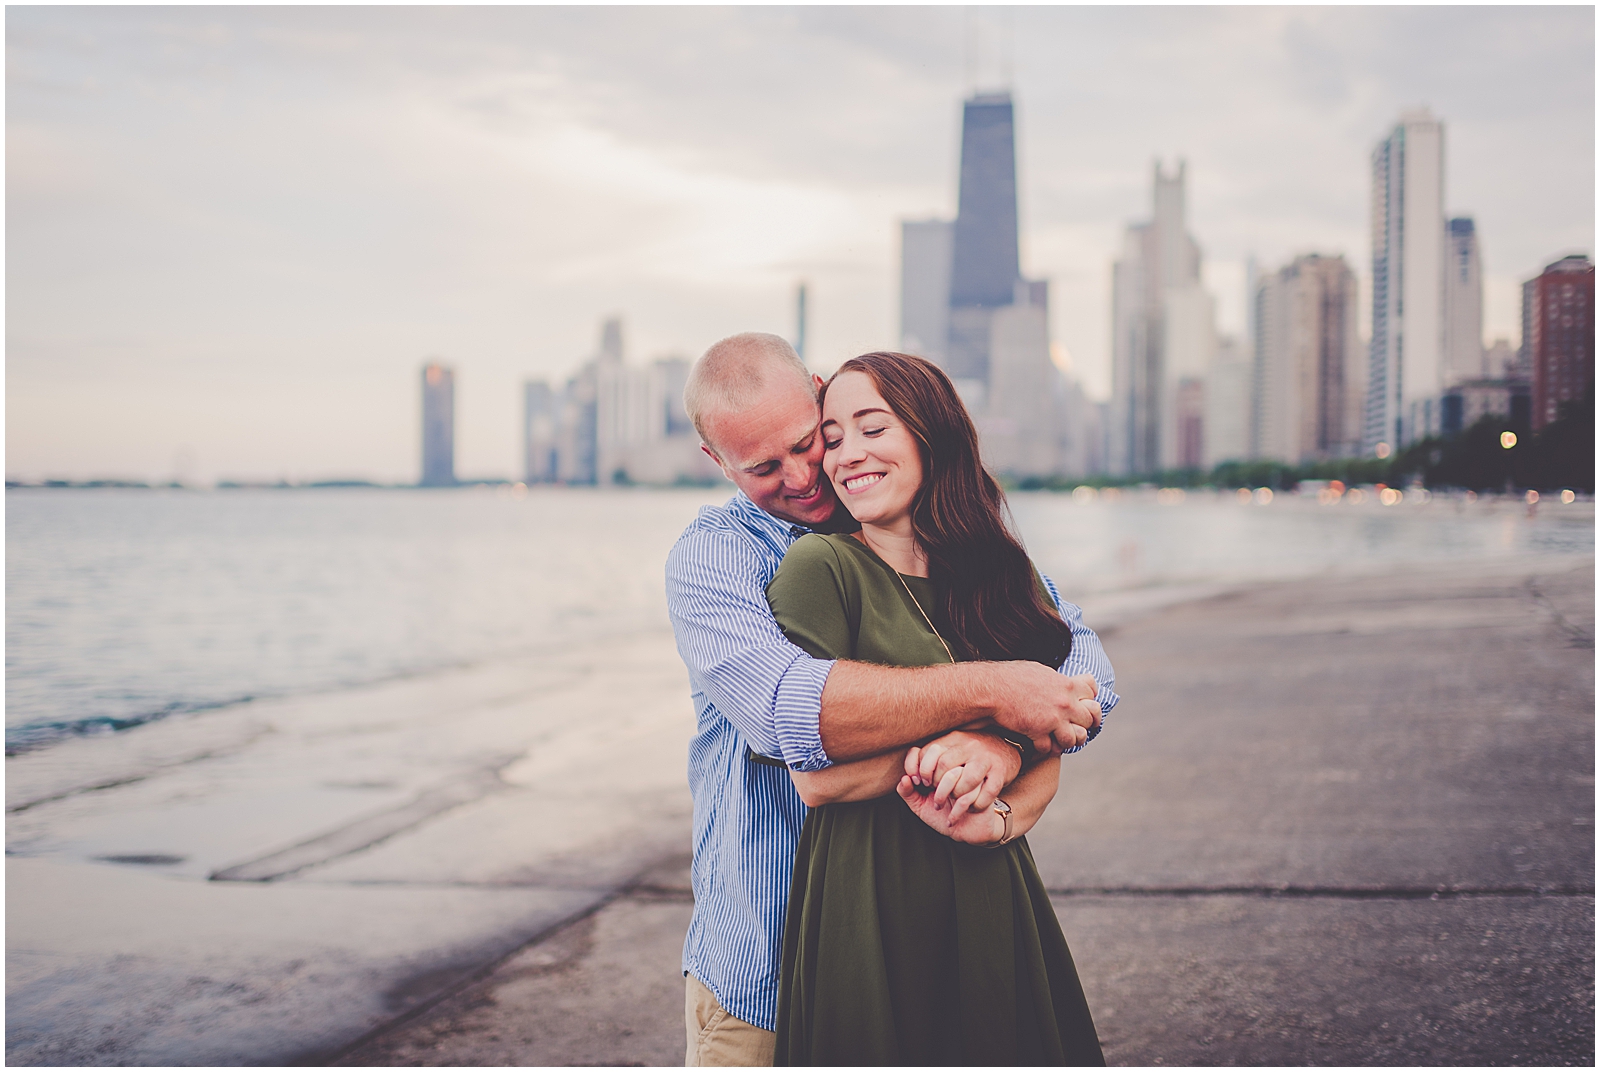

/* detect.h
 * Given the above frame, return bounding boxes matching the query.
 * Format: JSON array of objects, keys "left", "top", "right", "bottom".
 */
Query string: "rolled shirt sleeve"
[
  {"left": 1040, "top": 573, "right": 1119, "bottom": 751},
  {"left": 665, "top": 525, "right": 835, "bottom": 772}
]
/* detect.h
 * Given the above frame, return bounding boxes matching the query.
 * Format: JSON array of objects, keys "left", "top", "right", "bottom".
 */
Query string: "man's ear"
[
  {"left": 700, "top": 442, "right": 734, "bottom": 481},
  {"left": 812, "top": 373, "right": 825, "bottom": 393}
]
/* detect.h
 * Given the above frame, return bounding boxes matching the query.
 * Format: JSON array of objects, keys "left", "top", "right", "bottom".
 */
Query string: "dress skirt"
[{"left": 773, "top": 793, "right": 1105, "bottom": 1066}]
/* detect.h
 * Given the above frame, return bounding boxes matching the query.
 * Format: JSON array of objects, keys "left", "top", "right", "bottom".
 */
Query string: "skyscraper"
[
  {"left": 1444, "top": 217, "right": 1485, "bottom": 383},
  {"left": 894, "top": 89, "right": 1101, "bottom": 478},
  {"left": 1252, "top": 255, "right": 1363, "bottom": 464},
  {"left": 1525, "top": 254, "right": 1595, "bottom": 430},
  {"left": 794, "top": 282, "right": 809, "bottom": 365},
  {"left": 982, "top": 282, "right": 1057, "bottom": 474},
  {"left": 945, "top": 92, "right": 1021, "bottom": 389},
  {"left": 1203, "top": 336, "right": 1251, "bottom": 467},
  {"left": 528, "top": 318, "right": 714, "bottom": 486},
  {"left": 1367, "top": 108, "right": 1445, "bottom": 452},
  {"left": 523, "top": 380, "right": 558, "bottom": 483},
  {"left": 420, "top": 362, "right": 455, "bottom": 486},
  {"left": 1110, "top": 160, "right": 1215, "bottom": 475},
  {"left": 900, "top": 219, "right": 954, "bottom": 363}
]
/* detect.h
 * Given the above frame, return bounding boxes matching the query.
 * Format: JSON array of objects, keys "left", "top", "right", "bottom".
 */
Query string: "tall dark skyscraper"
[
  {"left": 946, "top": 91, "right": 1021, "bottom": 384},
  {"left": 420, "top": 362, "right": 456, "bottom": 486}
]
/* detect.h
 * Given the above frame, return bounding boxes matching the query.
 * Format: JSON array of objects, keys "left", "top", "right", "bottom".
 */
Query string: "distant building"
[
  {"left": 1440, "top": 380, "right": 1512, "bottom": 437},
  {"left": 1203, "top": 335, "right": 1251, "bottom": 468},
  {"left": 980, "top": 283, "right": 1058, "bottom": 475},
  {"left": 524, "top": 318, "right": 719, "bottom": 486},
  {"left": 1253, "top": 254, "right": 1363, "bottom": 464},
  {"left": 1486, "top": 337, "right": 1518, "bottom": 379},
  {"left": 1439, "top": 335, "right": 1528, "bottom": 437},
  {"left": 1525, "top": 254, "right": 1595, "bottom": 431},
  {"left": 1054, "top": 376, "right": 1108, "bottom": 479},
  {"left": 1518, "top": 279, "right": 1538, "bottom": 382},
  {"left": 794, "top": 282, "right": 809, "bottom": 366},
  {"left": 946, "top": 92, "right": 1022, "bottom": 393},
  {"left": 420, "top": 362, "right": 456, "bottom": 486},
  {"left": 894, "top": 90, "right": 1103, "bottom": 479},
  {"left": 1110, "top": 160, "right": 1218, "bottom": 474},
  {"left": 1368, "top": 108, "right": 1446, "bottom": 451},
  {"left": 1444, "top": 217, "right": 1485, "bottom": 383},
  {"left": 556, "top": 362, "right": 599, "bottom": 484},
  {"left": 900, "top": 219, "right": 954, "bottom": 363},
  {"left": 523, "top": 381, "right": 559, "bottom": 484}
]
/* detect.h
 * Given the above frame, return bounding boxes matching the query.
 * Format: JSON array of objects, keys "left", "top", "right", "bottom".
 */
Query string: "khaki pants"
[{"left": 684, "top": 973, "right": 775, "bottom": 1066}]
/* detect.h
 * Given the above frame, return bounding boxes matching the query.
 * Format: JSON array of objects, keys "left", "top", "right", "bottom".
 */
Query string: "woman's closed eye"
[
  {"left": 823, "top": 436, "right": 843, "bottom": 451},
  {"left": 862, "top": 426, "right": 886, "bottom": 437}
]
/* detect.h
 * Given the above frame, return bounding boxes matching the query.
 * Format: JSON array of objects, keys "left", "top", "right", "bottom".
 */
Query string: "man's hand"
[
  {"left": 903, "top": 730, "right": 1023, "bottom": 816},
  {"left": 986, "top": 665, "right": 1101, "bottom": 755}
]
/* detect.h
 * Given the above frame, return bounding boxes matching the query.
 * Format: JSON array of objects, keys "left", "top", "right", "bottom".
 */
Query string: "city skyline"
[{"left": 6, "top": 7, "right": 1593, "bottom": 484}]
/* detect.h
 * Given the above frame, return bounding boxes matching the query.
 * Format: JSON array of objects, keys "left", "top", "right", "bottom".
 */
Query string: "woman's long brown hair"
[{"left": 822, "top": 352, "right": 1073, "bottom": 668}]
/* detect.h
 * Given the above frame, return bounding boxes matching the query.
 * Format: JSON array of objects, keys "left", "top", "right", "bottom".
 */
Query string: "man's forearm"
[
  {"left": 818, "top": 661, "right": 1003, "bottom": 762},
  {"left": 819, "top": 658, "right": 1102, "bottom": 762}
]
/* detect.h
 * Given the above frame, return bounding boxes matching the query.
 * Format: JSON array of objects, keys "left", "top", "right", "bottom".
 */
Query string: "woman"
[{"left": 765, "top": 351, "right": 1104, "bottom": 1066}]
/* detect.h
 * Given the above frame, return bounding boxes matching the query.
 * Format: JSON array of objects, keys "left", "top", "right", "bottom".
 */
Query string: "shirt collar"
[
  {"left": 729, "top": 490, "right": 860, "bottom": 541},
  {"left": 728, "top": 491, "right": 804, "bottom": 541}
]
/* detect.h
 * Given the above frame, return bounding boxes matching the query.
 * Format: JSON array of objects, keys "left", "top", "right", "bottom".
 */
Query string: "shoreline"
[{"left": 9, "top": 543, "right": 1592, "bottom": 759}]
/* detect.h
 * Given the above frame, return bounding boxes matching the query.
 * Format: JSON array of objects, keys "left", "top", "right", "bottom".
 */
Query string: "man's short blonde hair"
[{"left": 683, "top": 333, "right": 816, "bottom": 456}]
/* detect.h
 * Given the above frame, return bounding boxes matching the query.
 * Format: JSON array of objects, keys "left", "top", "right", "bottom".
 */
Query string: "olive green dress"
[{"left": 766, "top": 532, "right": 1104, "bottom": 1067}]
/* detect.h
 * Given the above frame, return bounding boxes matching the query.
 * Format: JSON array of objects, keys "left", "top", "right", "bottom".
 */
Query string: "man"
[{"left": 666, "top": 333, "right": 1117, "bottom": 1066}]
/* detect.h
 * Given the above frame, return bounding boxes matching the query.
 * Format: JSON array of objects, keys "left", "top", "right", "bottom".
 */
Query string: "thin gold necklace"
[{"left": 895, "top": 570, "right": 955, "bottom": 665}]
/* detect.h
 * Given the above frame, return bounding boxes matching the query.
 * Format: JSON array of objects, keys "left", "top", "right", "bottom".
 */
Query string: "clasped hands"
[
  {"left": 894, "top": 672, "right": 1100, "bottom": 845},
  {"left": 895, "top": 729, "right": 1019, "bottom": 844}
]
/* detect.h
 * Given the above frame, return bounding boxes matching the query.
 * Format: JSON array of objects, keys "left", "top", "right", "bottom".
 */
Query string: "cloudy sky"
[{"left": 7, "top": 6, "right": 1593, "bottom": 483}]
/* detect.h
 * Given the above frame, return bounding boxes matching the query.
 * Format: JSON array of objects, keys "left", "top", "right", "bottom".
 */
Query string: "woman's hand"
[
  {"left": 896, "top": 776, "right": 1005, "bottom": 845},
  {"left": 903, "top": 730, "right": 1023, "bottom": 817}
]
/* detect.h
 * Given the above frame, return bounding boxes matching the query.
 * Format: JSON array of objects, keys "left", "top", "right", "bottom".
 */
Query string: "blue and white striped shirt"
[{"left": 665, "top": 491, "right": 1120, "bottom": 1032}]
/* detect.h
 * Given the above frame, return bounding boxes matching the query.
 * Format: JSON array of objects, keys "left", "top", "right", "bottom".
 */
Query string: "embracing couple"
[{"left": 665, "top": 332, "right": 1118, "bottom": 1066}]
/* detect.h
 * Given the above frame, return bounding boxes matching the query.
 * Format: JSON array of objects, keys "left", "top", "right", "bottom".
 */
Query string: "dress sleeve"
[{"left": 766, "top": 534, "right": 854, "bottom": 662}]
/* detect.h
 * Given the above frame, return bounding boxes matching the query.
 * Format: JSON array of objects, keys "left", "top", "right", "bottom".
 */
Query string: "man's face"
[{"left": 702, "top": 374, "right": 841, "bottom": 528}]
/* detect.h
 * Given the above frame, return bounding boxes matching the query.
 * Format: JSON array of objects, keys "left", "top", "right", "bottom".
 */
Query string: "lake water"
[{"left": 6, "top": 486, "right": 1592, "bottom": 753}]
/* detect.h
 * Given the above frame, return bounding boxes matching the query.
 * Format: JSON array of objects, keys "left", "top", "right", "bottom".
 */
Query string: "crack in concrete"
[
  {"left": 1047, "top": 884, "right": 1595, "bottom": 899},
  {"left": 1526, "top": 575, "right": 1595, "bottom": 649}
]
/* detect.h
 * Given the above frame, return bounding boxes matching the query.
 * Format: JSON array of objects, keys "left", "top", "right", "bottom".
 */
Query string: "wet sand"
[{"left": 8, "top": 554, "right": 1593, "bottom": 1065}]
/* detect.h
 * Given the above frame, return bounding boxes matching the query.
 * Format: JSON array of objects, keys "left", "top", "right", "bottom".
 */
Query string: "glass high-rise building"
[
  {"left": 1252, "top": 254, "right": 1363, "bottom": 464},
  {"left": 1110, "top": 161, "right": 1211, "bottom": 475},
  {"left": 420, "top": 362, "right": 456, "bottom": 487},
  {"left": 1444, "top": 217, "right": 1485, "bottom": 384},
  {"left": 523, "top": 380, "right": 558, "bottom": 484},
  {"left": 945, "top": 92, "right": 1021, "bottom": 386},
  {"left": 1367, "top": 109, "right": 1445, "bottom": 452}
]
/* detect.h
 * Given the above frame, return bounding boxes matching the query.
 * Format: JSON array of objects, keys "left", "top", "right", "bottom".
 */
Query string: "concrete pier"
[{"left": 8, "top": 555, "right": 1593, "bottom": 1065}]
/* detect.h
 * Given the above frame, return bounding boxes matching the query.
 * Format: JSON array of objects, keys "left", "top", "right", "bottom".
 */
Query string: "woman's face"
[{"left": 820, "top": 370, "right": 925, "bottom": 528}]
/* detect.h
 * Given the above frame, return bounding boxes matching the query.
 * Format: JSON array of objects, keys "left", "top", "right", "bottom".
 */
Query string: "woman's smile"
[
  {"left": 820, "top": 371, "right": 923, "bottom": 530},
  {"left": 842, "top": 472, "right": 885, "bottom": 493}
]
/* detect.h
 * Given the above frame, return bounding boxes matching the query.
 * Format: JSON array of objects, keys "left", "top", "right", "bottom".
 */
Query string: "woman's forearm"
[
  {"left": 790, "top": 751, "right": 908, "bottom": 807},
  {"left": 998, "top": 755, "right": 1061, "bottom": 840}
]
